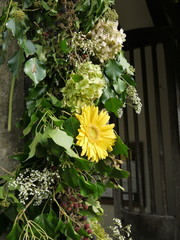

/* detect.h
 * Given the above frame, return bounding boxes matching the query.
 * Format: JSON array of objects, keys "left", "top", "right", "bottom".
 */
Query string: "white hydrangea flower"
[{"left": 88, "top": 19, "right": 126, "bottom": 62}]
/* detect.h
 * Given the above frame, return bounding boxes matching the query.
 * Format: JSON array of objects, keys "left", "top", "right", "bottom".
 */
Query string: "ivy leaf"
[
  {"left": 74, "top": 158, "right": 94, "bottom": 171},
  {"left": 21, "top": 39, "right": 36, "bottom": 57},
  {"left": 59, "top": 39, "right": 70, "bottom": 54},
  {"left": 41, "top": 1, "right": 51, "bottom": 10},
  {"left": 100, "top": 86, "right": 116, "bottom": 104},
  {"left": 63, "top": 117, "right": 80, "bottom": 137},
  {"left": 112, "top": 135, "right": 129, "bottom": 157},
  {"left": 8, "top": 49, "right": 25, "bottom": 76},
  {"left": 26, "top": 132, "right": 43, "bottom": 160},
  {"left": 47, "top": 93, "right": 61, "bottom": 107},
  {"left": 66, "top": 148, "right": 80, "bottom": 159},
  {"left": 7, "top": 223, "right": 22, "bottom": 240},
  {"left": 121, "top": 74, "right": 136, "bottom": 87},
  {"left": 65, "top": 221, "right": 80, "bottom": 240},
  {"left": 48, "top": 128, "right": 73, "bottom": 151},
  {"left": 105, "top": 98, "right": 123, "bottom": 117},
  {"left": 24, "top": 58, "right": 46, "bottom": 86},
  {"left": 105, "top": 59, "right": 123, "bottom": 81},
  {"left": 35, "top": 44, "right": 47, "bottom": 62},
  {"left": 61, "top": 168, "right": 79, "bottom": 188},
  {"left": 94, "top": 182, "right": 106, "bottom": 199},
  {"left": 109, "top": 168, "right": 130, "bottom": 179},
  {"left": 113, "top": 78, "right": 127, "bottom": 95},
  {"left": 8, "top": 193, "right": 19, "bottom": 203},
  {"left": 0, "top": 186, "right": 5, "bottom": 199},
  {"left": 49, "top": 116, "right": 64, "bottom": 127},
  {"left": 27, "top": 84, "right": 47, "bottom": 100},
  {"left": 79, "top": 176, "right": 96, "bottom": 197},
  {"left": 117, "top": 52, "right": 135, "bottom": 75},
  {"left": 23, "top": 113, "right": 38, "bottom": 136},
  {"left": 6, "top": 19, "right": 25, "bottom": 39},
  {"left": 34, "top": 211, "right": 59, "bottom": 238},
  {"left": 23, "top": 0, "right": 34, "bottom": 9}
]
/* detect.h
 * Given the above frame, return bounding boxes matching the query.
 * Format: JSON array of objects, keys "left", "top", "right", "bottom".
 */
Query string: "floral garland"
[{"left": 0, "top": 0, "right": 141, "bottom": 239}]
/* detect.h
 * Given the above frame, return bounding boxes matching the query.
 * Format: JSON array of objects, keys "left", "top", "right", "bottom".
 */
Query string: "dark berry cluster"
[
  {"left": 58, "top": 190, "right": 93, "bottom": 239},
  {"left": 56, "top": 0, "right": 80, "bottom": 31}
]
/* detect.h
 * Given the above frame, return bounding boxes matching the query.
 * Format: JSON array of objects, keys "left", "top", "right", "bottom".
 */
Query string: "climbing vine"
[{"left": 0, "top": 0, "right": 141, "bottom": 239}]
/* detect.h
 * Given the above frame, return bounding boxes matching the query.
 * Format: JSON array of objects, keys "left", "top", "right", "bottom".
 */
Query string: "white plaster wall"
[{"left": 115, "top": 0, "right": 153, "bottom": 30}]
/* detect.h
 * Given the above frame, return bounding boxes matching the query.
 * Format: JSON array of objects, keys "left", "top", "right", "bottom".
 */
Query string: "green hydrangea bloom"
[{"left": 61, "top": 62, "right": 106, "bottom": 113}]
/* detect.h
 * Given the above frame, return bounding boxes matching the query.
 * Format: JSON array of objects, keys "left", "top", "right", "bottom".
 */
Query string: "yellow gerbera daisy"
[{"left": 75, "top": 106, "right": 116, "bottom": 162}]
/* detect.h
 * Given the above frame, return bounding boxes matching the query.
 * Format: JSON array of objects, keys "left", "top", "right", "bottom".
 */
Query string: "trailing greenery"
[{"left": 0, "top": 0, "right": 140, "bottom": 239}]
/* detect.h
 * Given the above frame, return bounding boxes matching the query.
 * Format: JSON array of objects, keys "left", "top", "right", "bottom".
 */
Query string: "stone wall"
[{"left": 0, "top": 1, "right": 24, "bottom": 181}]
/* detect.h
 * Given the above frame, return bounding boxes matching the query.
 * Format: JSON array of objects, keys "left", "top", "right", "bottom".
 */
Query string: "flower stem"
[{"left": 8, "top": 76, "right": 16, "bottom": 132}]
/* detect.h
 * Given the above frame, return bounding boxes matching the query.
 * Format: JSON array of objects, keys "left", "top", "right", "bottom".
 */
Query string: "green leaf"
[
  {"left": 74, "top": 158, "right": 94, "bottom": 171},
  {"left": 65, "top": 221, "right": 80, "bottom": 240},
  {"left": 47, "top": 93, "right": 61, "bottom": 107},
  {"left": 0, "top": 174, "right": 14, "bottom": 181},
  {"left": 105, "top": 59, "right": 123, "bottom": 81},
  {"left": 112, "top": 135, "right": 129, "bottom": 157},
  {"left": 101, "top": 86, "right": 116, "bottom": 104},
  {"left": 8, "top": 193, "right": 19, "bottom": 203},
  {"left": 41, "top": 0, "right": 51, "bottom": 10},
  {"left": 35, "top": 44, "right": 47, "bottom": 62},
  {"left": 27, "top": 84, "right": 47, "bottom": 100},
  {"left": 66, "top": 148, "right": 80, "bottom": 159},
  {"left": 61, "top": 168, "right": 79, "bottom": 188},
  {"left": 6, "top": 19, "right": 26, "bottom": 39},
  {"left": 94, "top": 182, "right": 106, "bottom": 199},
  {"left": 59, "top": 39, "right": 70, "bottom": 54},
  {"left": 121, "top": 74, "right": 136, "bottom": 87},
  {"left": 0, "top": 186, "right": 5, "bottom": 199},
  {"left": 96, "top": 160, "right": 111, "bottom": 176},
  {"left": 76, "top": 228, "right": 89, "bottom": 237},
  {"left": 117, "top": 52, "right": 135, "bottom": 75},
  {"left": 21, "top": 39, "right": 36, "bottom": 57},
  {"left": 8, "top": 49, "right": 25, "bottom": 76},
  {"left": 105, "top": 98, "right": 123, "bottom": 117},
  {"left": 113, "top": 78, "right": 127, "bottom": 95},
  {"left": 72, "top": 74, "right": 83, "bottom": 82},
  {"left": 4, "top": 205, "right": 18, "bottom": 221},
  {"left": 23, "top": 113, "right": 38, "bottom": 136},
  {"left": 26, "top": 99, "right": 36, "bottom": 116},
  {"left": 34, "top": 210, "right": 59, "bottom": 238},
  {"left": 49, "top": 116, "right": 64, "bottom": 127},
  {"left": 26, "top": 132, "right": 43, "bottom": 160},
  {"left": 48, "top": 128, "right": 73, "bottom": 151},
  {"left": 7, "top": 223, "right": 22, "bottom": 240},
  {"left": 109, "top": 168, "right": 130, "bottom": 179},
  {"left": 63, "top": 117, "right": 80, "bottom": 137},
  {"left": 24, "top": 58, "right": 46, "bottom": 86},
  {"left": 48, "top": 139, "right": 63, "bottom": 156},
  {"left": 96, "top": 160, "right": 129, "bottom": 179},
  {"left": 79, "top": 176, "right": 96, "bottom": 197},
  {"left": 23, "top": 0, "right": 34, "bottom": 8}
]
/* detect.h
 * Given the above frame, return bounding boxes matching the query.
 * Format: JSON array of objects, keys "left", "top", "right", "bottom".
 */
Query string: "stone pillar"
[{"left": 0, "top": 1, "right": 24, "bottom": 177}]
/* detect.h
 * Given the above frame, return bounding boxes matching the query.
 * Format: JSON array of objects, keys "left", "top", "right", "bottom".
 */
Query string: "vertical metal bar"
[
  {"left": 151, "top": 43, "right": 168, "bottom": 215},
  {"left": 163, "top": 38, "right": 180, "bottom": 239},
  {"left": 112, "top": 115, "right": 124, "bottom": 213},
  {"left": 129, "top": 49, "right": 145, "bottom": 212},
  {"left": 140, "top": 46, "right": 156, "bottom": 214},
  {"left": 123, "top": 108, "right": 133, "bottom": 211}
]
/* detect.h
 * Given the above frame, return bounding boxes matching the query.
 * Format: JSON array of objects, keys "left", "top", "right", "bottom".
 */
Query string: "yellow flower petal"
[{"left": 76, "top": 106, "right": 116, "bottom": 162}]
